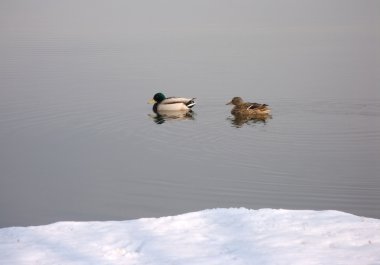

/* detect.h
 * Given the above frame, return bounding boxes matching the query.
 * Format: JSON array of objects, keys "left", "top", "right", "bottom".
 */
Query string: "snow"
[{"left": 1, "top": 208, "right": 380, "bottom": 265}]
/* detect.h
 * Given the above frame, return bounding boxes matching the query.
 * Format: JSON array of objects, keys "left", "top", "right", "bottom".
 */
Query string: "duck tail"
[{"left": 186, "top": 98, "right": 196, "bottom": 108}]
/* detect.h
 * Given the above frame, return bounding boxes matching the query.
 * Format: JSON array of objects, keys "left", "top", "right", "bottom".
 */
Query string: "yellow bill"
[{"left": 148, "top": 99, "right": 156, "bottom": 104}]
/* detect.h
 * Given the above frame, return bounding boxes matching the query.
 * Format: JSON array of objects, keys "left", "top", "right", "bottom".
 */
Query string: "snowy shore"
[{"left": 1, "top": 208, "right": 380, "bottom": 265}]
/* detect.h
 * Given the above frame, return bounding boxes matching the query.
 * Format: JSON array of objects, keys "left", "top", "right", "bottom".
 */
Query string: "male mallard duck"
[
  {"left": 226, "top": 97, "right": 271, "bottom": 116},
  {"left": 149, "top": 92, "right": 196, "bottom": 113}
]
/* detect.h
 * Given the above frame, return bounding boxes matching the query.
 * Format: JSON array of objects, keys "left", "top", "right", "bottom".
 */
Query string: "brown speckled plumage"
[{"left": 226, "top": 97, "right": 271, "bottom": 116}]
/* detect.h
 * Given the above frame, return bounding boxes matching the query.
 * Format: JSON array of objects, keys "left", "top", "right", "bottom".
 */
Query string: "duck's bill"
[
  {"left": 148, "top": 99, "right": 156, "bottom": 104},
  {"left": 226, "top": 101, "right": 232, "bottom": 105}
]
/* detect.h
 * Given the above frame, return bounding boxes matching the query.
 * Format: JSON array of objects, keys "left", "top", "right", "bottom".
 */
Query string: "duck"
[
  {"left": 149, "top": 92, "right": 196, "bottom": 113},
  {"left": 226, "top": 97, "right": 271, "bottom": 116}
]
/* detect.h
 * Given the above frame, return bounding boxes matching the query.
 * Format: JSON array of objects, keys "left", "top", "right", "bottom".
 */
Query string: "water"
[{"left": 1, "top": 1, "right": 379, "bottom": 227}]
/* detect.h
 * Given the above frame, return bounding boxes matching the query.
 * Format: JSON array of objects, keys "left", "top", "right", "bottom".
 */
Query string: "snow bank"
[{"left": 1, "top": 208, "right": 379, "bottom": 265}]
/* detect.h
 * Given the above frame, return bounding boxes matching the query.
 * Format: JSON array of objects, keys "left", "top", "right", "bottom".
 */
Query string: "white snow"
[{"left": 1, "top": 208, "right": 380, "bottom": 265}]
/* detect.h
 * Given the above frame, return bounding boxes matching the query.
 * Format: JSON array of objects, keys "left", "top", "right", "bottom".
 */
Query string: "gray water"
[{"left": 1, "top": 1, "right": 379, "bottom": 227}]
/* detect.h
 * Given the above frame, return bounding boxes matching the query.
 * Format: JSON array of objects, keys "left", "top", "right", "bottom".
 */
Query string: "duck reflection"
[
  {"left": 149, "top": 110, "right": 195, "bottom": 124},
  {"left": 228, "top": 113, "right": 272, "bottom": 128}
]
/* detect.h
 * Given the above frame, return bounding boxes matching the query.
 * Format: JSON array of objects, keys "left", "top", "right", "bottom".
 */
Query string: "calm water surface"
[{"left": 0, "top": 1, "right": 379, "bottom": 227}]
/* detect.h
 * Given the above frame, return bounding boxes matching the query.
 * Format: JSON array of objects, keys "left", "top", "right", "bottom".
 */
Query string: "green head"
[{"left": 153, "top": 92, "right": 166, "bottom": 103}]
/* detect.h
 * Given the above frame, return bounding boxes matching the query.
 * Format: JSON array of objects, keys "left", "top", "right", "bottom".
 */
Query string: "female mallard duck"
[
  {"left": 149, "top": 92, "right": 196, "bottom": 113},
  {"left": 226, "top": 97, "right": 271, "bottom": 116}
]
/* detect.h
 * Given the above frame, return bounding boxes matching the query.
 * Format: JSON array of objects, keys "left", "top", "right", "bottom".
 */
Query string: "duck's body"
[
  {"left": 149, "top": 109, "right": 195, "bottom": 124},
  {"left": 226, "top": 97, "right": 271, "bottom": 116},
  {"left": 150, "top": 93, "right": 196, "bottom": 113}
]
